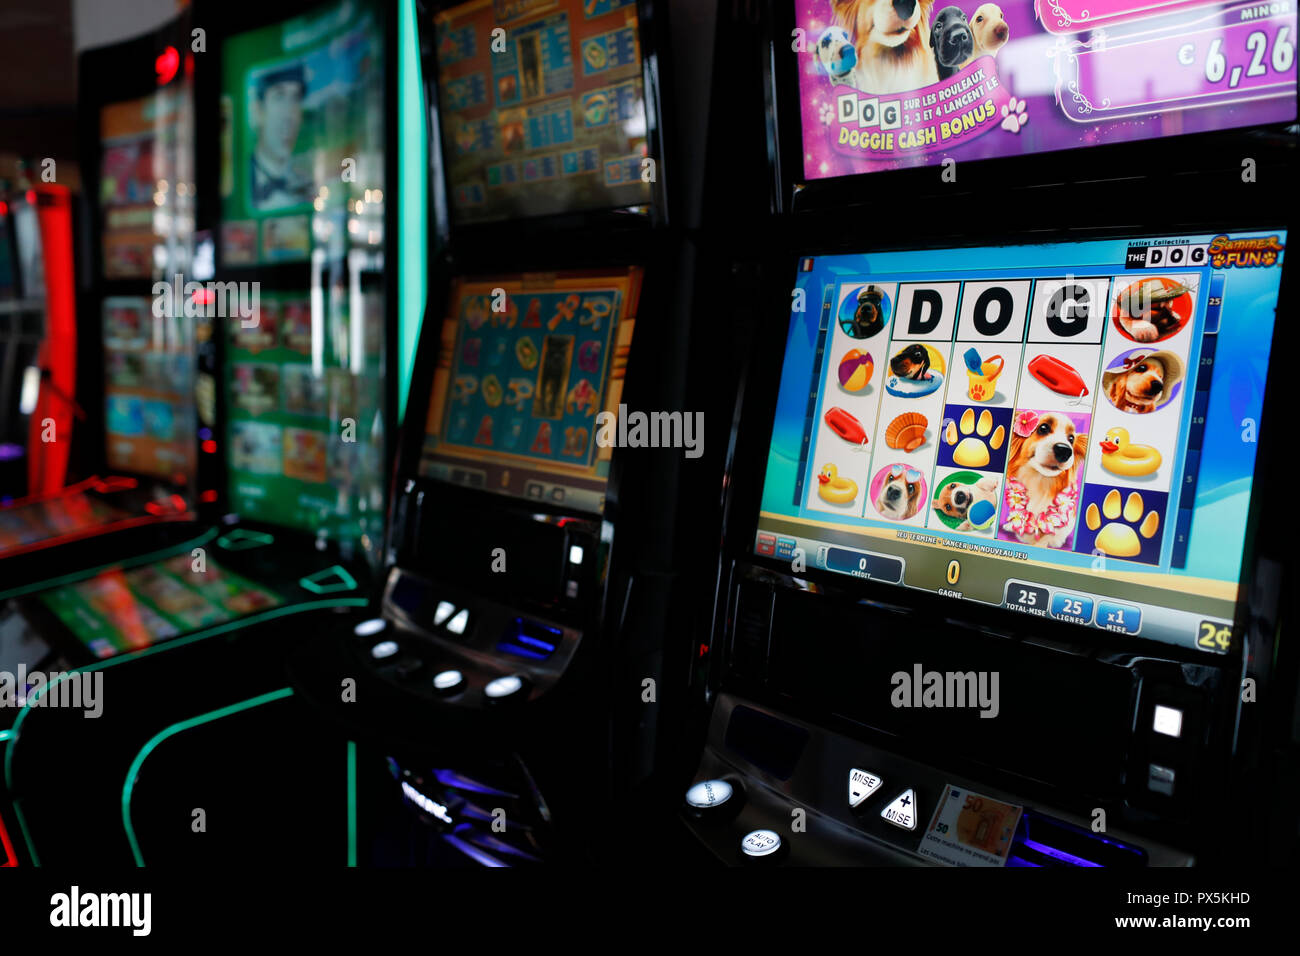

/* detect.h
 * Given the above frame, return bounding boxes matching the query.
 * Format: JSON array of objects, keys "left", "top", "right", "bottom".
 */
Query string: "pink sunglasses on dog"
[{"left": 888, "top": 464, "right": 923, "bottom": 483}]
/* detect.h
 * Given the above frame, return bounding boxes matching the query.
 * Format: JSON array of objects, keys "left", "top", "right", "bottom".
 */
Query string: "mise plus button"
[{"left": 1097, "top": 602, "right": 1141, "bottom": 635}]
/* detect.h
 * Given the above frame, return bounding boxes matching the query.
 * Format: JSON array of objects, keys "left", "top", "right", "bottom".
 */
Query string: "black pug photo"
[
  {"left": 930, "top": 6, "right": 974, "bottom": 80},
  {"left": 850, "top": 285, "right": 886, "bottom": 338}
]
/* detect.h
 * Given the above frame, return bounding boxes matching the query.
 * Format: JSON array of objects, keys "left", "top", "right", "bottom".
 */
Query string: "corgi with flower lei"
[{"left": 1002, "top": 409, "right": 1088, "bottom": 550}]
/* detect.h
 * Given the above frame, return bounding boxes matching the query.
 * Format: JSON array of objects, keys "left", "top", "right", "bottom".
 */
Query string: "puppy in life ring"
[{"left": 817, "top": 463, "right": 859, "bottom": 505}]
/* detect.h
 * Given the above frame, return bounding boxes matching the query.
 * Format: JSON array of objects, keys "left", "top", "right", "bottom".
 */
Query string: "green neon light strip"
[
  {"left": 216, "top": 529, "right": 276, "bottom": 551},
  {"left": 398, "top": 0, "right": 427, "bottom": 419},
  {"left": 122, "top": 687, "right": 295, "bottom": 866},
  {"left": 0, "top": 527, "right": 219, "bottom": 603},
  {"left": 4, "top": 597, "right": 366, "bottom": 794},
  {"left": 347, "top": 740, "right": 358, "bottom": 867},
  {"left": 0, "top": 730, "right": 11, "bottom": 744},
  {"left": 299, "top": 564, "right": 359, "bottom": 594}
]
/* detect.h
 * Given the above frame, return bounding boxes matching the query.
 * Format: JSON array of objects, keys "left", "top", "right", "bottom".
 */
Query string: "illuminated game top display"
[
  {"left": 99, "top": 89, "right": 192, "bottom": 279},
  {"left": 756, "top": 230, "right": 1286, "bottom": 652},
  {"left": 420, "top": 268, "right": 641, "bottom": 514},
  {"left": 793, "top": 0, "right": 1298, "bottom": 179},
  {"left": 218, "top": 0, "right": 384, "bottom": 266},
  {"left": 433, "top": 0, "right": 652, "bottom": 225}
]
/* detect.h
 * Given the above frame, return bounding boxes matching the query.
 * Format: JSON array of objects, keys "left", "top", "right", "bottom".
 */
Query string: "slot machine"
[
  {"left": 0, "top": 14, "right": 198, "bottom": 577},
  {"left": 678, "top": 0, "right": 1296, "bottom": 866},
  {"left": 276, "top": 0, "right": 713, "bottom": 866},
  {"left": 0, "top": 0, "right": 413, "bottom": 867}
]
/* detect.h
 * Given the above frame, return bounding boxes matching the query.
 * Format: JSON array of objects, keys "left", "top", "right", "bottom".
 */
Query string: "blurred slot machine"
[
  {"left": 281, "top": 0, "right": 707, "bottom": 866},
  {"left": 1, "top": 0, "right": 415, "bottom": 867}
]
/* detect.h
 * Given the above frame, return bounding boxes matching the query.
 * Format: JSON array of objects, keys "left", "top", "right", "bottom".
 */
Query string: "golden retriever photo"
[
  {"left": 833, "top": 0, "right": 939, "bottom": 94},
  {"left": 967, "top": 3, "right": 1008, "bottom": 60},
  {"left": 1002, "top": 412, "right": 1087, "bottom": 549}
]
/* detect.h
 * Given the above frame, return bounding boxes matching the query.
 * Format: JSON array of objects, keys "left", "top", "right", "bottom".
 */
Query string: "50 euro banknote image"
[{"left": 919, "top": 785, "right": 1024, "bottom": 867}]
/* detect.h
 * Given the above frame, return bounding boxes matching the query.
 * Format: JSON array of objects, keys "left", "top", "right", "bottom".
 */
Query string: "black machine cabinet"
[{"left": 677, "top": 0, "right": 1296, "bottom": 867}]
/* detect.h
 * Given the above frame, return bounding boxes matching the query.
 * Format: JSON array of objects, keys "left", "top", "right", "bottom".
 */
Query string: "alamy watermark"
[
  {"left": 152, "top": 273, "right": 259, "bottom": 326},
  {"left": 0, "top": 667, "right": 103, "bottom": 718},
  {"left": 594, "top": 404, "right": 704, "bottom": 459},
  {"left": 891, "top": 664, "right": 999, "bottom": 718}
]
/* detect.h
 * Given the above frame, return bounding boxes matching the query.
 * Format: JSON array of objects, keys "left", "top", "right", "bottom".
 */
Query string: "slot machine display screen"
[
  {"left": 755, "top": 230, "right": 1286, "bottom": 653},
  {"left": 32, "top": 555, "right": 283, "bottom": 659},
  {"left": 793, "top": 0, "right": 1297, "bottom": 180},
  {"left": 223, "top": 288, "right": 387, "bottom": 540},
  {"left": 433, "top": 0, "right": 653, "bottom": 225},
  {"left": 218, "top": 0, "right": 384, "bottom": 266},
  {"left": 103, "top": 297, "right": 196, "bottom": 481},
  {"left": 419, "top": 268, "right": 642, "bottom": 514}
]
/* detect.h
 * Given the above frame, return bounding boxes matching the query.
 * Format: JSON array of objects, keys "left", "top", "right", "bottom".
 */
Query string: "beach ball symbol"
[{"left": 838, "top": 349, "right": 874, "bottom": 392}]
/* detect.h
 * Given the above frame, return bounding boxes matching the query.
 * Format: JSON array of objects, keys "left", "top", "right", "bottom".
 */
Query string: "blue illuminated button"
[
  {"left": 1050, "top": 593, "right": 1094, "bottom": 624},
  {"left": 1097, "top": 601, "right": 1142, "bottom": 635},
  {"left": 775, "top": 537, "right": 797, "bottom": 560}
]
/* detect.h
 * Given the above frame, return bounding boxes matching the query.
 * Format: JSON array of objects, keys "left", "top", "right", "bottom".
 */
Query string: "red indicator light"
[
  {"left": 698, "top": 643, "right": 709, "bottom": 658},
  {"left": 145, "top": 501, "right": 166, "bottom": 515},
  {"left": 202, "top": 440, "right": 217, "bottom": 454},
  {"left": 200, "top": 489, "right": 218, "bottom": 503},
  {"left": 155, "top": 46, "right": 179, "bottom": 85},
  {"left": 170, "top": 494, "right": 186, "bottom": 511},
  {"left": 0, "top": 201, "right": 7, "bottom": 216}
]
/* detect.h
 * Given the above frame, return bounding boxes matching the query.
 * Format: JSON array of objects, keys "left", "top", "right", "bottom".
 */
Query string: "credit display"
[
  {"left": 794, "top": 0, "right": 1297, "bottom": 179},
  {"left": 433, "top": 0, "right": 652, "bottom": 224},
  {"left": 756, "top": 231, "right": 1286, "bottom": 652},
  {"left": 419, "top": 268, "right": 642, "bottom": 513}
]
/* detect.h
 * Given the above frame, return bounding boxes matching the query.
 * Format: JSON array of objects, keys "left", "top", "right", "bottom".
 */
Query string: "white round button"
[
  {"left": 484, "top": 675, "right": 524, "bottom": 699},
  {"left": 432, "top": 669, "right": 464, "bottom": 691},
  {"left": 370, "top": 640, "right": 399, "bottom": 660},
  {"left": 354, "top": 618, "right": 387, "bottom": 637},
  {"left": 740, "top": 829, "right": 782, "bottom": 858},
  {"left": 685, "top": 779, "right": 733, "bottom": 809}
]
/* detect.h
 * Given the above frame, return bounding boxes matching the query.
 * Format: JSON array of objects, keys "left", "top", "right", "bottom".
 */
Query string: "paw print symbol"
[
  {"left": 1085, "top": 489, "right": 1160, "bottom": 558},
  {"left": 944, "top": 407, "right": 1006, "bottom": 469},
  {"left": 1000, "top": 97, "right": 1028, "bottom": 134},
  {"left": 820, "top": 102, "right": 836, "bottom": 126}
]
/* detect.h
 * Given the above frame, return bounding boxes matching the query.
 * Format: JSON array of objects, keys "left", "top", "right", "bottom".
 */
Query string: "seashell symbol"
[{"left": 885, "top": 412, "right": 929, "bottom": 452}]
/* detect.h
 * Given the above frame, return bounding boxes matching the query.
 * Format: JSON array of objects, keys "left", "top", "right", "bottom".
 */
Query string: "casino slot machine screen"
[
  {"left": 757, "top": 229, "right": 1285, "bottom": 651},
  {"left": 433, "top": 0, "right": 653, "bottom": 225},
  {"left": 419, "top": 269, "right": 642, "bottom": 514},
  {"left": 792, "top": 0, "right": 1298, "bottom": 178}
]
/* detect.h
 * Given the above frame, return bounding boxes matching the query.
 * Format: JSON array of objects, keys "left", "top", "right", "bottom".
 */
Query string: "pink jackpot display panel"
[{"left": 794, "top": 0, "right": 1297, "bottom": 178}]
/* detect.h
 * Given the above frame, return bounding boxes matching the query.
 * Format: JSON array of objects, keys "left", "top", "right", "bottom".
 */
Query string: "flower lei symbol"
[{"left": 1013, "top": 410, "right": 1040, "bottom": 438}]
